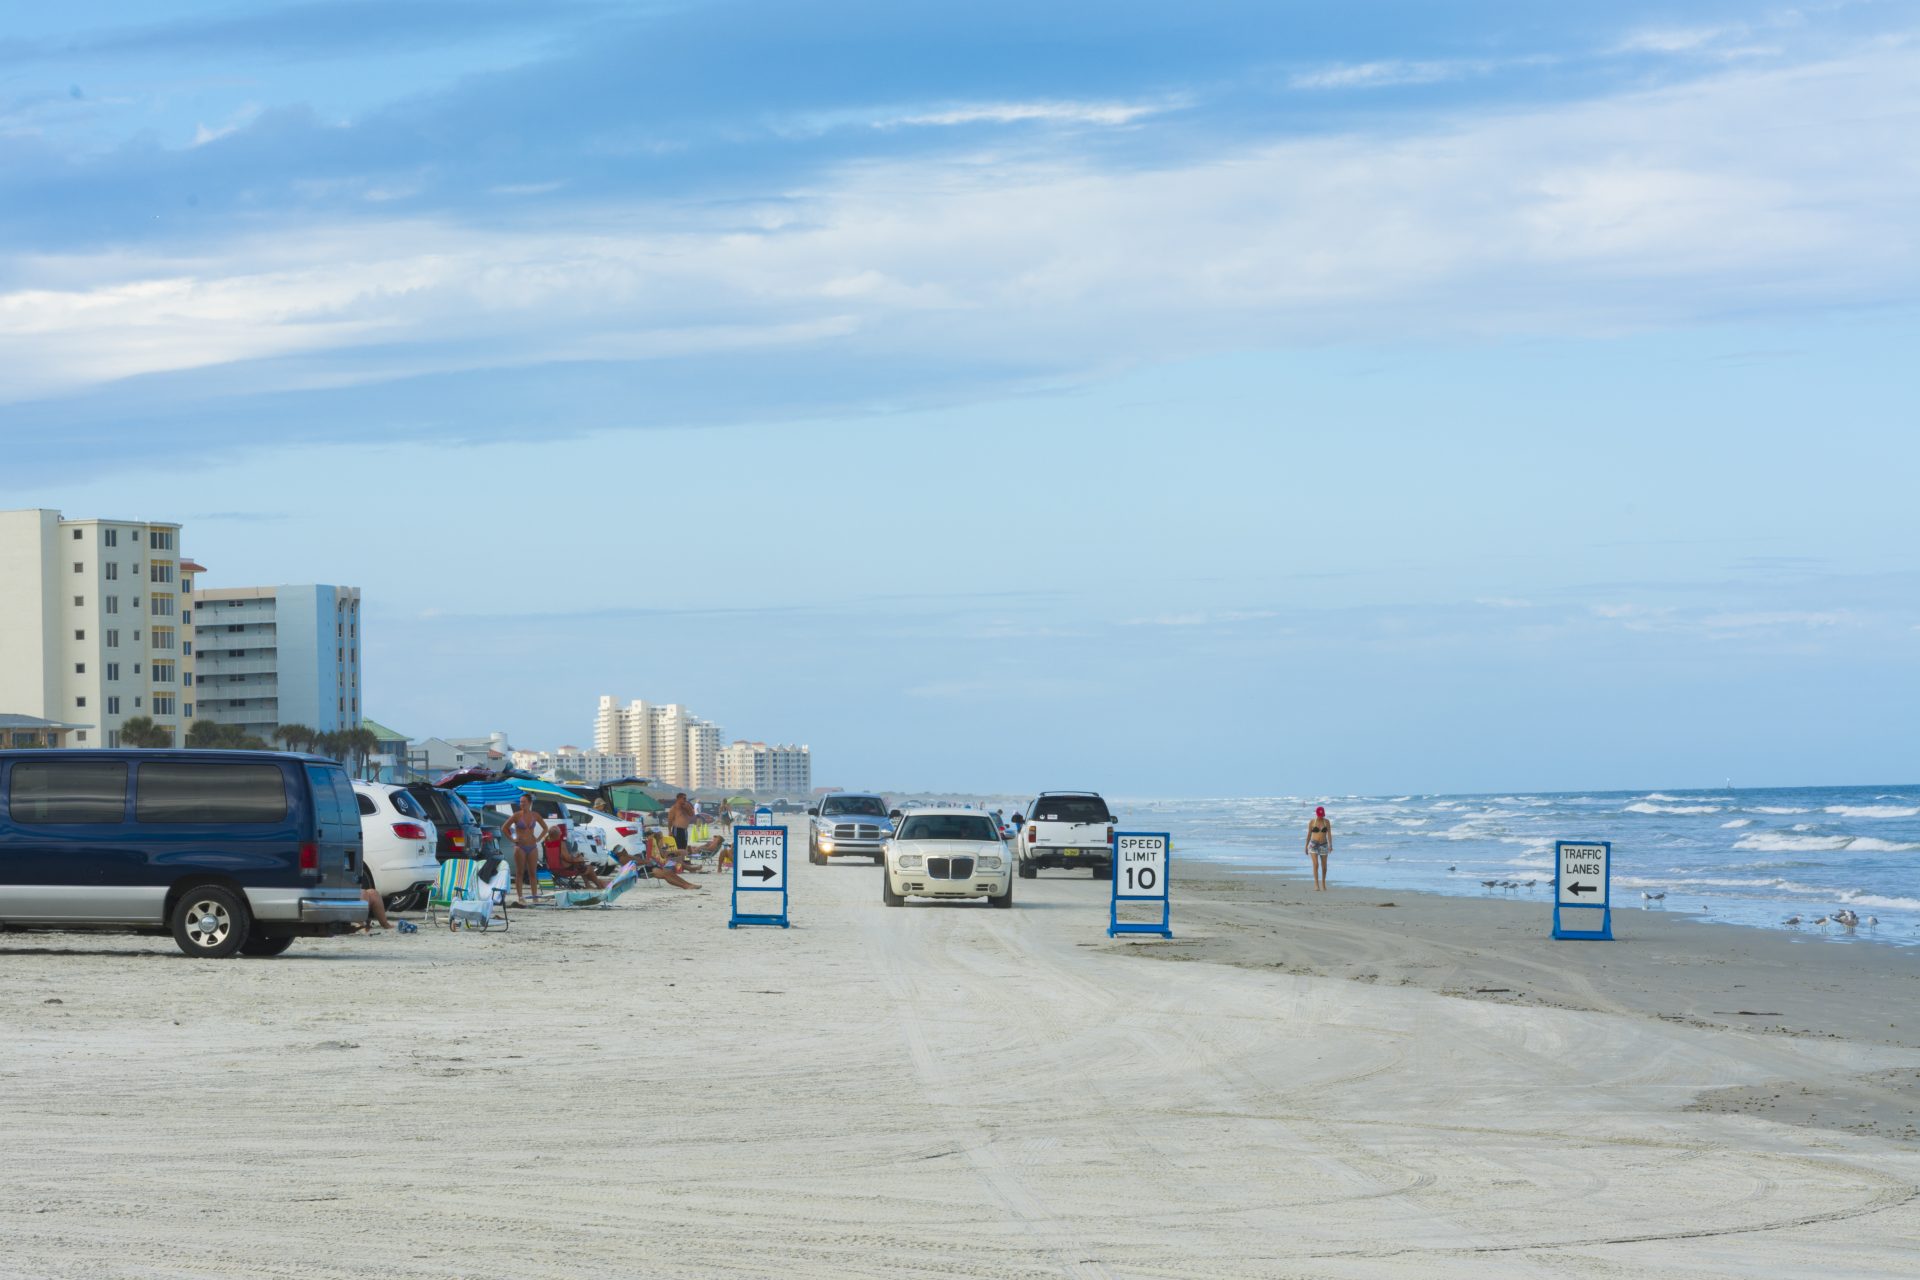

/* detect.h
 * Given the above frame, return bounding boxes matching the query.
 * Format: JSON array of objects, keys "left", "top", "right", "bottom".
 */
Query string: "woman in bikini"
[{"left": 1305, "top": 806, "right": 1332, "bottom": 891}]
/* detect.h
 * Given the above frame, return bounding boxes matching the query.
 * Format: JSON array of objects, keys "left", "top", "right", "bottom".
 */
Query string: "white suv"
[
  {"left": 353, "top": 782, "right": 441, "bottom": 910},
  {"left": 883, "top": 808, "right": 1013, "bottom": 908}
]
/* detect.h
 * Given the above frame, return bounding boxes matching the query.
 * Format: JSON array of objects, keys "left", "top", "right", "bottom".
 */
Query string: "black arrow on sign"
[
  {"left": 741, "top": 865, "right": 777, "bottom": 882},
  {"left": 1566, "top": 882, "right": 1597, "bottom": 896}
]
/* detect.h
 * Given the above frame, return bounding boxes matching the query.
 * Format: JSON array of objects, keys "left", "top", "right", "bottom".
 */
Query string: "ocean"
[{"left": 1113, "top": 785, "right": 1920, "bottom": 945}]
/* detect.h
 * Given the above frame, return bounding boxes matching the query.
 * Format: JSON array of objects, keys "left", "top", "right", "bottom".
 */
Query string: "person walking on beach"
[
  {"left": 1305, "top": 806, "right": 1332, "bottom": 891},
  {"left": 666, "top": 792, "right": 695, "bottom": 851},
  {"left": 503, "top": 795, "right": 549, "bottom": 907}
]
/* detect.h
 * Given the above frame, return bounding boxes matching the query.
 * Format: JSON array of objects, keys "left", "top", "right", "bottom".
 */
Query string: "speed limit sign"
[{"left": 1109, "top": 832, "right": 1172, "bottom": 939}]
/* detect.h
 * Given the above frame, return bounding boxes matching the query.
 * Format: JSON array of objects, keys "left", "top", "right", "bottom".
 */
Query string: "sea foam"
[
  {"left": 1625, "top": 802, "right": 1721, "bottom": 815},
  {"left": 1824, "top": 805, "right": 1920, "bottom": 819}
]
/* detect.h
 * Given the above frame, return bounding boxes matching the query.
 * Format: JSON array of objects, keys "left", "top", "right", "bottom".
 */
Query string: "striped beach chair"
[{"left": 425, "top": 859, "right": 477, "bottom": 927}]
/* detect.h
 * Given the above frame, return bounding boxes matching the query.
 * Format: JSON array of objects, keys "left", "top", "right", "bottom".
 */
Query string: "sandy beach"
[{"left": 4, "top": 854, "right": 1917, "bottom": 1278}]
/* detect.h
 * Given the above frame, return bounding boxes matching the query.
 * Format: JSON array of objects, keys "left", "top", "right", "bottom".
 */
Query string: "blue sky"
[{"left": 3, "top": 1, "right": 1916, "bottom": 794}]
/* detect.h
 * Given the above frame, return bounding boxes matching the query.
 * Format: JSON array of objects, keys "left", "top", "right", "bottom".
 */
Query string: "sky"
[{"left": 2, "top": 0, "right": 1916, "bottom": 795}]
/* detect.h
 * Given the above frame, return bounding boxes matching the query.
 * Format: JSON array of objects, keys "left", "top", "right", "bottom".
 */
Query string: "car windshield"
[
  {"left": 898, "top": 814, "right": 999, "bottom": 841},
  {"left": 823, "top": 796, "right": 888, "bottom": 817},
  {"left": 1032, "top": 796, "right": 1110, "bottom": 823}
]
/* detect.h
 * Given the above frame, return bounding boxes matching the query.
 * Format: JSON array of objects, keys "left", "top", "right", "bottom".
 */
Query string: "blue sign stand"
[
  {"left": 729, "top": 824, "right": 789, "bottom": 929},
  {"left": 1108, "top": 831, "right": 1172, "bottom": 939},
  {"left": 1552, "top": 839, "right": 1613, "bottom": 940}
]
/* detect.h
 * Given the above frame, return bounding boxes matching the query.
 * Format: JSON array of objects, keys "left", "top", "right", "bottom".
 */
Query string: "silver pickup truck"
[
  {"left": 1014, "top": 791, "right": 1115, "bottom": 879},
  {"left": 807, "top": 792, "right": 894, "bottom": 864}
]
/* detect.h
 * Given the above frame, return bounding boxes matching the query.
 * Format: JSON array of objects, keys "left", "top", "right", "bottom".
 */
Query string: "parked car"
[
  {"left": 353, "top": 782, "right": 441, "bottom": 911},
  {"left": 883, "top": 808, "right": 1013, "bottom": 908},
  {"left": 1014, "top": 791, "right": 1116, "bottom": 879},
  {"left": 0, "top": 749, "right": 366, "bottom": 957},
  {"left": 401, "top": 783, "right": 482, "bottom": 863},
  {"left": 807, "top": 792, "right": 894, "bottom": 864},
  {"left": 564, "top": 805, "right": 640, "bottom": 868}
]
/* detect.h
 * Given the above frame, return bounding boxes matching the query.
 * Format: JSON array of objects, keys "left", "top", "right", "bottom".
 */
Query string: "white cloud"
[
  {"left": 1289, "top": 60, "right": 1482, "bottom": 90},
  {"left": 882, "top": 100, "right": 1167, "bottom": 127},
  {"left": 2, "top": 39, "right": 1915, "bottom": 402}
]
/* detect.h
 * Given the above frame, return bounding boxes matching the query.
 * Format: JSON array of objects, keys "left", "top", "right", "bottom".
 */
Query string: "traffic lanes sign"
[
  {"left": 730, "top": 825, "right": 788, "bottom": 928},
  {"left": 1556, "top": 841, "right": 1609, "bottom": 907}
]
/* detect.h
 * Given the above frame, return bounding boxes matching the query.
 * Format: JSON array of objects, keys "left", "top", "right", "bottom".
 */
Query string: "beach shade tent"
[
  {"left": 452, "top": 776, "right": 587, "bottom": 810},
  {"left": 607, "top": 785, "right": 662, "bottom": 814}
]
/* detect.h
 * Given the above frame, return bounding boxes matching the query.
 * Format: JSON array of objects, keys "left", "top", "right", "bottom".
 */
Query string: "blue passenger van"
[{"left": 0, "top": 749, "right": 367, "bottom": 957}]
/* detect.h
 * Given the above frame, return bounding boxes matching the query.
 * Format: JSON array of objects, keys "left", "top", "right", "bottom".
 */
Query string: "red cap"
[{"left": 1315, "top": 806, "right": 1325, "bottom": 818}]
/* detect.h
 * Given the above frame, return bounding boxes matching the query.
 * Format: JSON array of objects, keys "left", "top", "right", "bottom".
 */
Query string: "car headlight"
[
  {"left": 820, "top": 839, "right": 835, "bottom": 851},
  {"left": 976, "top": 855, "right": 1004, "bottom": 871},
  {"left": 897, "top": 853, "right": 923, "bottom": 869}
]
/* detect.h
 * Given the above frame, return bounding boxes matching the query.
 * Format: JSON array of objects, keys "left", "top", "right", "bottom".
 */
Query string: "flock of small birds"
[
  {"left": 1783, "top": 909, "right": 1878, "bottom": 932},
  {"left": 1438, "top": 865, "right": 1898, "bottom": 934}
]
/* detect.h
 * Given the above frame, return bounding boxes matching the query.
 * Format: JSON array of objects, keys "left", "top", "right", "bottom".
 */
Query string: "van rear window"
[
  {"left": 9, "top": 761, "right": 127, "bottom": 824},
  {"left": 136, "top": 762, "right": 288, "bottom": 823}
]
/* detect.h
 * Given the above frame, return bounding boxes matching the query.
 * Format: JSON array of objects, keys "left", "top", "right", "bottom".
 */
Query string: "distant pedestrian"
[
  {"left": 666, "top": 792, "right": 695, "bottom": 851},
  {"left": 1305, "top": 806, "right": 1332, "bottom": 891},
  {"left": 502, "top": 795, "right": 549, "bottom": 907}
]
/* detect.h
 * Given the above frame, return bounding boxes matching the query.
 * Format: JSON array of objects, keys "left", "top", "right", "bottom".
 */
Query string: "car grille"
[
  {"left": 833, "top": 823, "right": 884, "bottom": 841},
  {"left": 925, "top": 856, "right": 975, "bottom": 881}
]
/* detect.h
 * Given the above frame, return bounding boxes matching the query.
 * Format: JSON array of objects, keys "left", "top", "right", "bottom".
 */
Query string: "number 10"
[{"left": 1125, "top": 865, "right": 1157, "bottom": 892}]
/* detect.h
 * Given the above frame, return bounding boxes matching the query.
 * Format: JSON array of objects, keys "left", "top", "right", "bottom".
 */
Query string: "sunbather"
[{"left": 643, "top": 831, "right": 703, "bottom": 890}]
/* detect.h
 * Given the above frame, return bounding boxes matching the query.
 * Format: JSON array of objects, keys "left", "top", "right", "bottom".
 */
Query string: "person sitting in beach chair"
[
  {"left": 641, "top": 830, "right": 703, "bottom": 890},
  {"left": 542, "top": 837, "right": 607, "bottom": 890}
]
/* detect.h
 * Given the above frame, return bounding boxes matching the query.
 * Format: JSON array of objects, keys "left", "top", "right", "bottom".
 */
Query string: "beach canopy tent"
[{"left": 453, "top": 776, "right": 587, "bottom": 809}]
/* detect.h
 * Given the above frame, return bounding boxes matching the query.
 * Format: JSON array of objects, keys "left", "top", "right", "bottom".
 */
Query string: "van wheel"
[
  {"left": 1092, "top": 864, "right": 1112, "bottom": 881},
  {"left": 240, "top": 934, "right": 296, "bottom": 957},
  {"left": 170, "top": 886, "right": 250, "bottom": 958}
]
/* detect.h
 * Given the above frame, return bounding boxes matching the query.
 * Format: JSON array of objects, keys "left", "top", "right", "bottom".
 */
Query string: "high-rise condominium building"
[
  {"left": 717, "top": 740, "right": 812, "bottom": 796},
  {"left": 0, "top": 508, "right": 200, "bottom": 747},
  {"left": 593, "top": 696, "right": 724, "bottom": 790},
  {"left": 193, "top": 586, "right": 363, "bottom": 742}
]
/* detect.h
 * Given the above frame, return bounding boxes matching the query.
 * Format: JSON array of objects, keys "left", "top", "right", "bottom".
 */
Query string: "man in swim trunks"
[
  {"left": 503, "top": 795, "right": 549, "bottom": 906},
  {"left": 666, "top": 792, "right": 695, "bottom": 851},
  {"left": 1305, "top": 805, "right": 1332, "bottom": 891}
]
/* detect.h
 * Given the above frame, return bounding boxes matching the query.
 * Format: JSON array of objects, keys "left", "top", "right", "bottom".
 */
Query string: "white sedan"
[{"left": 882, "top": 809, "right": 1013, "bottom": 908}]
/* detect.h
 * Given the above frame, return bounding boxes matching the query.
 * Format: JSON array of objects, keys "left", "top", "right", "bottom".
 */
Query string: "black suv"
[{"left": 401, "top": 783, "right": 483, "bottom": 862}]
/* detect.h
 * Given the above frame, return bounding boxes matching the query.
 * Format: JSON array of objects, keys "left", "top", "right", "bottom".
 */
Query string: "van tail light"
[
  {"left": 1107, "top": 825, "right": 1116, "bottom": 844},
  {"left": 1027, "top": 825, "right": 1037, "bottom": 843},
  {"left": 392, "top": 822, "right": 428, "bottom": 840},
  {"left": 616, "top": 825, "right": 637, "bottom": 837},
  {"left": 299, "top": 841, "right": 320, "bottom": 872}
]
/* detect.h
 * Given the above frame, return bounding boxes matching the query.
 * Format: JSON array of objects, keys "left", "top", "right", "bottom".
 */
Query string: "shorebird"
[
  {"left": 1448, "top": 865, "right": 1457, "bottom": 872},
  {"left": 1481, "top": 879, "right": 1498, "bottom": 888},
  {"left": 1643, "top": 891, "right": 1666, "bottom": 901},
  {"left": 1384, "top": 855, "right": 1392, "bottom": 861},
  {"left": 1833, "top": 908, "right": 1859, "bottom": 928},
  {"left": 1782, "top": 915, "right": 1801, "bottom": 927},
  {"left": 1866, "top": 916, "right": 1880, "bottom": 928},
  {"left": 1813, "top": 916, "right": 1830, "bottom": 930},
  {"left": 1524, "top": 879, "right": 1537, "bottom": 889}
]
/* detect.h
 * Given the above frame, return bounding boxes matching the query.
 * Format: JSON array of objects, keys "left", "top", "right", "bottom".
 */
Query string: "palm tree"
[
  {"left": 273, "top": 723, "right": 317, "bottom": 754},
  {"left": 185, "top": 718, "right": 225, "bottom": 748},
  {"left": 118, "top": 716, "right": 173, "bottom": 748},
  {"left": 342, "top": 727, "right": 380, "bottom": 778}
]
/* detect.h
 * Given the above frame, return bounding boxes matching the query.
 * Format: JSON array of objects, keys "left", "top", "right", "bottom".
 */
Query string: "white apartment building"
[
  {"left": 0, "top": 509, "right": 200, "bottom": 747},
  {"left": 547, "top": 748, "right": 639, "bottom": 784},
  {"left": 194, "top": 585, "right": 362, "bottom": 741},
  {"left": 593, "top": 696, "right": 725, "bottom": 790},
  {"left": 717, "top": 740, "right": 812, "bottom": 797}
]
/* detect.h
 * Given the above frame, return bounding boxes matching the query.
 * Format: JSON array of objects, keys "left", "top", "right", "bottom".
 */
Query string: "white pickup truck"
[{"left": 1013, "top": 791, "right": 1116, "bottom": 879}]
